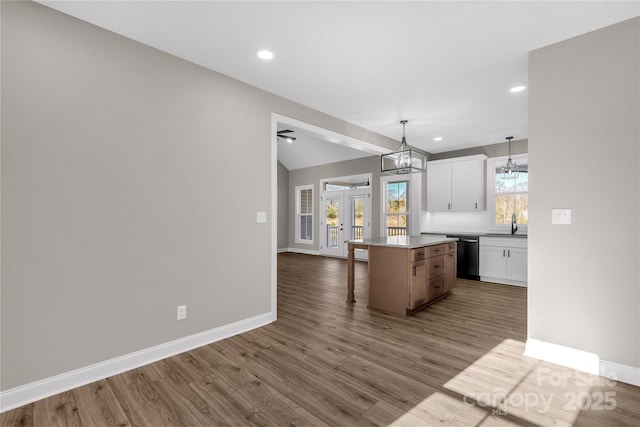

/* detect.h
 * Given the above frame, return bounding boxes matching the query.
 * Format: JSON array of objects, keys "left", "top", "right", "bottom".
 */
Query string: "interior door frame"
[
  {"left": 271, "top": 113, "right": 386, "bottom": 317},
  {"left": 319, "top": 179, "right": 372, "bottom": 259}
]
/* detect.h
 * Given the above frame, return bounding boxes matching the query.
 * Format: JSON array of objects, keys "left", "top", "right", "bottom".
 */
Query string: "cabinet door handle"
[
  {"left": 448, "top": 203, "right": 451, "bottom": 211},
  {"left": 508, "top": 249, "right": 511, "bottom": 257},
  {"left": 434, "top": 285, "right": 442, "bottom": 289},
  {"left": 412, "top": 266, "right": 416, "bottom": 276},
  {"left": 503, "top": 249, "right": 506, "bottom": 257},
  {"left": 475, "top": 202, "right": 478, "bottom": 209}
]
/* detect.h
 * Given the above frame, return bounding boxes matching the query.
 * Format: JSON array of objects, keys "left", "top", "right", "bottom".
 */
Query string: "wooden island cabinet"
[{"left": 348, "top": 236, "right": 457, "bottom": 316}]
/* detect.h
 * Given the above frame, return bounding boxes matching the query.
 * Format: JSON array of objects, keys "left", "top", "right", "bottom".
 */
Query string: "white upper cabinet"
[
  {"left": 426, "top": 155, "right": 487, "bottom": 212},
  {"left": 425, "top": 162, "right": 452, "bottom": 211}
]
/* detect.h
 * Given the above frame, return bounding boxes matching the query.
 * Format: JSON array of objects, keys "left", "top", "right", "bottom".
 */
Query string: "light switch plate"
[
  {"left": 257, "top": 211, "right": 267, "bottom": 223},
  {"left": 177, "top": 305, "right": 186, "bottom": 320},
  {"left": 552, "top": 208, "right": 571, "bottom": 225}
]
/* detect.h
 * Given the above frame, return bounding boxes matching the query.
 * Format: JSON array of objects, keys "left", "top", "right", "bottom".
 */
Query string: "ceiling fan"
[{"left": 277, "top": 129, "right": 296, "bottom": 143}]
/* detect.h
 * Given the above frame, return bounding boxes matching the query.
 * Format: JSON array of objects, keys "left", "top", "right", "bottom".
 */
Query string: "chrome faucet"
[{"left": 511, "top": 212, "right": 518, "bottom": 235}]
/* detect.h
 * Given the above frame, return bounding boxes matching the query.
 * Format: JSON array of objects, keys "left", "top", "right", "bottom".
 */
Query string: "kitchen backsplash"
[{"left": 420, "top": 211, "right": 490, "bottom": 233}]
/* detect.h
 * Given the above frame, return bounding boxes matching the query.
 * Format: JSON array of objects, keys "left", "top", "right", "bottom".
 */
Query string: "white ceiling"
[{"left": 39, "top": 1, "right": 639, "bottom": 169}]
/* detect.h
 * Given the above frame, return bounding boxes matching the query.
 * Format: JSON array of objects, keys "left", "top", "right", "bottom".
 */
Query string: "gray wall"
[
  {"left": 288, "top": 155, "right": 383, "bottom": 252},
  {"left": 0, "top": 1, "right": 398, "bottom": 390},
  {"left": 528, "top": 18, "right": 639, "bottom": 368},
  {"left": 277, "top": 161, "right": 289, "bottom": 250},
  {"left": 428, "top": 138, "right": 528, "bottom": 161}
]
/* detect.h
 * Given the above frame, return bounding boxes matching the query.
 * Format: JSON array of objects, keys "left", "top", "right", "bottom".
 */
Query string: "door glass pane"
[
  {"left": 350, "top": 196, "right": 364, "bottom": 239},
  {"left": 325, "top": 198, "right": 340, "bottom": 248}
]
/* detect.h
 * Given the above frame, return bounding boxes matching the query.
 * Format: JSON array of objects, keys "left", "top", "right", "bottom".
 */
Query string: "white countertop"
[
  {"left": 349, "top": 235, "right": 458, "bottom": 249},
  {"left": 422, "top": 232, "right": 527, "bottom": 239}
]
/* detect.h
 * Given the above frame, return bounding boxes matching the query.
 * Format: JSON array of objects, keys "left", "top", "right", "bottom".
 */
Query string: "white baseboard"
[
  {"left": 282, "top": 247, "right": 321, "bottom": 256},
  {"left": 0, "top": 311, "right": 275, "bottom": 413},
  {"left": 524, "top": 338, "right": 640, "bottom": 386},
  {"left": 480, "top": 276, "right": 527, "bottom": 287}
]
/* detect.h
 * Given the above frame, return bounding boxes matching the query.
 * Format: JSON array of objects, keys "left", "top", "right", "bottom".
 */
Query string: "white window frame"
[
  {"left": 380, "top": 174, "right": 421, "bottom": 237},
  {"left": 487, "top": 154, "right": 528, "bottom": 233},
  {"left": 295, "top": 184, "right": 314, "bottom": 244}
]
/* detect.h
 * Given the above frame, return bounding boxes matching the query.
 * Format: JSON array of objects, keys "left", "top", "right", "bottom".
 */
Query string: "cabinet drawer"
[
  {"left": 445, "top": 241, "right": 456, "bottom": 254},
  {"left": 410, "top": 248, "right": 427, "bottom": 262},
  {"left": 426, "top": 243, "right": 448, "bottom": 258},
  {"left": 426, "top": 256, "right": 445, "bottom": 279},
  {"left": 427, "top": 276, "right": 446, "bottom": 300}
]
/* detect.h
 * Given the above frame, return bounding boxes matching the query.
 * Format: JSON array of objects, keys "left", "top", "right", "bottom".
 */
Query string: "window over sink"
[{"left": 487, "top": 154, "right": 528, "bottom": 231}]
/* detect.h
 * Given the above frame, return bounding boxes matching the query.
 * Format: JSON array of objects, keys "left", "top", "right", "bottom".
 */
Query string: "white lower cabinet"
[{"left": 479, "top": 237, "right": 527, "bottom": 286}]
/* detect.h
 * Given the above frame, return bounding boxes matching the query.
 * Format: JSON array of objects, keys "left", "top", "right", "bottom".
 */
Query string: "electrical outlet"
[{"left": 177, "top": 305, "right": 187, "bottom": 320}]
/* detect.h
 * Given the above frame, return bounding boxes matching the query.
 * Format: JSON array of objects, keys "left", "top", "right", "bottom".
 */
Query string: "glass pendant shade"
[{"left": 381, "top": 120, "right": 427, "bottom": 174}]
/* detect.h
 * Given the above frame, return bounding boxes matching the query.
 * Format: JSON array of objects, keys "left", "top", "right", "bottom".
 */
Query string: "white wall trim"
[
  {"left": 0, "top": 312, "right": 274, "bottom": 413},
  {"left": 480, "top": 277, "right": 527, "bottom": 287},
  {"left": 282, "top": 247, "right": 321, "bottom": 256},
  {"left": 270, "top": 113, "right": 279, "bottom": 325},
  {"left": 599, "top": 359, "right": 640, "bottom": 387},
  {"left": 524, "top": 338, "right": 640, "bottom": 387}
]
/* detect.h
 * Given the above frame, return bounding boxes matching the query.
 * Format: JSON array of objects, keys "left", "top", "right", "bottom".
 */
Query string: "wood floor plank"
[
  {"left": 72, "top": 379, "right": 130, "bottom": 427},
  {"left": 2, "top": 253, "right": 639, "bottom": 426},
  {"left": 32, "top": 391, "right": 81, "bottom": 427},
  {"left": 188, "top": 377, "right": 255, "bottom": 426},
  {"left": 0, "top": 404, "right": 33, "bottom": 427},
  {"left": 147, "top": 376, "right": 225, "bottom": 426},
  {"left": 106, "top": 369, "right": 180, "bottom": 426}
]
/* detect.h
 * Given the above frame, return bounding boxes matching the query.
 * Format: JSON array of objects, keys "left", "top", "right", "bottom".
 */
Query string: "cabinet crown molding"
[{"left": 427, "top": 154, "right": 487, "bottom": 165}]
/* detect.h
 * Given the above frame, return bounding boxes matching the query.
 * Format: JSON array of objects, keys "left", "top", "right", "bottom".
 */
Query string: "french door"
[{"left": 320, "top": 189, "right": 371, "bottom": 259}]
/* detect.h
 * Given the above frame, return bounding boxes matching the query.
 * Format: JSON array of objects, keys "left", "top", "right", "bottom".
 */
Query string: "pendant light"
[
  {"left": 500, "top": 136, "right": 520, "bottom": 179},
  {"left": 381, "top": 120, "right": 427, "bottom": 174}
]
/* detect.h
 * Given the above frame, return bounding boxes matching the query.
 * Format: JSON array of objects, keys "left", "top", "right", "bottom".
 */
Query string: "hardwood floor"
[{"left": 2, "top": 252, "right": 639, "bottom": 426}]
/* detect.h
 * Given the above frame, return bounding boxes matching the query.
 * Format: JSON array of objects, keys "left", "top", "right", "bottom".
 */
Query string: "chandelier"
[
  {"left": 500, "top": 136, "right": 520, "bottom": 179},
  {"left": 380, "top": 120, "right": 427, "bottom": 174}
]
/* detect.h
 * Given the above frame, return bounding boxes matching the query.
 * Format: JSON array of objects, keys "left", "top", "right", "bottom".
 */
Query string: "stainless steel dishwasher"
[{"left": 446, "top": 234, "right": 480, "bottom": 280}]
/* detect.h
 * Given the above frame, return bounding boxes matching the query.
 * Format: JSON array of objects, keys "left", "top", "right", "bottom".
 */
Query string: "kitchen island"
[{"left": 347, "top": 235, "right": 458, "bottom": 316}]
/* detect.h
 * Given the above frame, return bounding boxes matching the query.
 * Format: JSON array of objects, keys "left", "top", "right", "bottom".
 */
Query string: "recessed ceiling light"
[
  {"left": 257, "top": 50, "right": 274, "bottom": 60},
  {"left": 433, "top": 137, "right": 443, "bottom": 142},
  {"left": 510, "top": 85, "right": 526, "bottom": 93}
]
